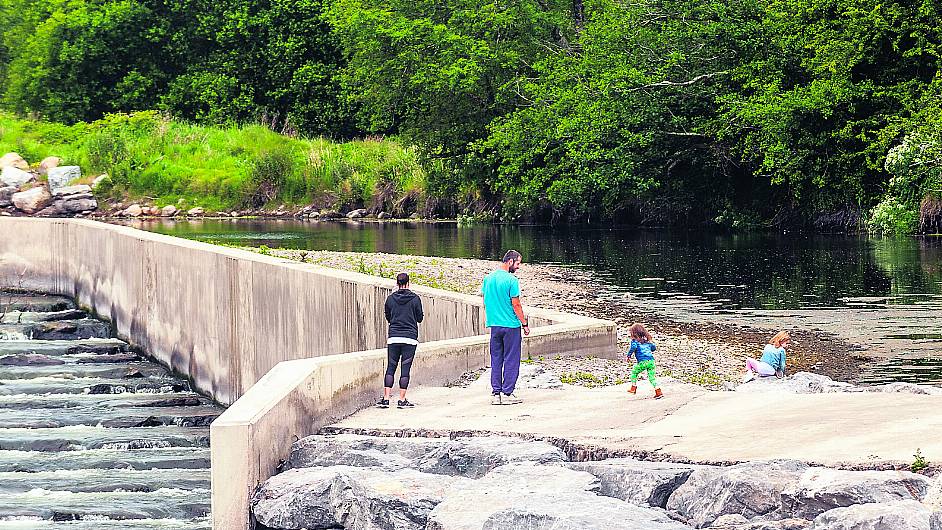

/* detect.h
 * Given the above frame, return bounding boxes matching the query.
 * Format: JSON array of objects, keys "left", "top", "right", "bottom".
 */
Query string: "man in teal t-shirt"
[{"left": 482, "top": 250, "right": 530, "bottom": 405}]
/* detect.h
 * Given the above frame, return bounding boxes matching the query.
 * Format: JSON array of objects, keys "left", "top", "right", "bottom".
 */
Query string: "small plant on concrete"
[
  {"left": 560, "top": 371, "right": 603, "bottom": 387},
  {"left": 258, "top": 245, "right": 272, "bottom": 256},
  {"left": 912, "top": 449, "right": 928, "bottom": 472}
]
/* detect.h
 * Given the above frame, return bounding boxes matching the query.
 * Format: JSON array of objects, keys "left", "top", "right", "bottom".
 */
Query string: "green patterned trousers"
[{"left": 630, "top": 359, "right": 658, "bottom": 388}]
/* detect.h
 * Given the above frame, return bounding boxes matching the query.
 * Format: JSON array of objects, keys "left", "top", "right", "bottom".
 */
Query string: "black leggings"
[{"left": 385, "top": 343, "right": 417, "bottom": 389}]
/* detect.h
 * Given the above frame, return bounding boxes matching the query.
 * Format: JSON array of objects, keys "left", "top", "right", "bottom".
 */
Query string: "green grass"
[{"left": 0, "top": 111, "right": 428, "bottom": 212}]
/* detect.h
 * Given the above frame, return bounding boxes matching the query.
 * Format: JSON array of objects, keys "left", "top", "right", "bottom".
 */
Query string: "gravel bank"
[{"left": 264, "top": 249, "right": 865, "bottom": 389}]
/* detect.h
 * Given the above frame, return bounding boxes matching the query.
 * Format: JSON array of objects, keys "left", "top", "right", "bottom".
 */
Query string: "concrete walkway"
[{"left": 335, "top": 366, "right": 942, "bottom": 467}]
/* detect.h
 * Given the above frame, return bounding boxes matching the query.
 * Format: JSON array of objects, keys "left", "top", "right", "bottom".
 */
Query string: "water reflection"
[{"left": 127, "top": 219, "right": 942, "bottom": 311}]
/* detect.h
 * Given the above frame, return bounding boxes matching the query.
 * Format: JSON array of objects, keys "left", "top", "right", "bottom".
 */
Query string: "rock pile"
[
  {"left": 252, "top": 433, "right": 942, "bottom": 530},
  {"left": 0, "top": 151, "right": 98, "bottom": 217},
  {"left": 737, "top": 372, "right": 942, "bottom": 395}
]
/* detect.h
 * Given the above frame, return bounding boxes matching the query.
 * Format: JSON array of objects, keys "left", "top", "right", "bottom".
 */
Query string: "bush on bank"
[{"left": 0, "top": 111, "right": 428, "bottom": 213}]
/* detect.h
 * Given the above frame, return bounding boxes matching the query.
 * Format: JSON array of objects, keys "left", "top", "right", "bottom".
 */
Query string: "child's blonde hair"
[
  {"left": 768, "top": 331, "right": 791, "bottom": 348},
  {"left": 629, "top": 323, "right": 652, "bottom": 343}
]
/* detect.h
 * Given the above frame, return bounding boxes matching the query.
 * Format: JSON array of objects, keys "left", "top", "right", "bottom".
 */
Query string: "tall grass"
[{"left": 0, "top": 111, "right": 427, "bottom": 212}]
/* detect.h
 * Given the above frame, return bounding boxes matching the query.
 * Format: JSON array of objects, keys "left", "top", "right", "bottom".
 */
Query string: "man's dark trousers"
[{"left": 490, "top": 326, "right": 522, "bottom": 395}]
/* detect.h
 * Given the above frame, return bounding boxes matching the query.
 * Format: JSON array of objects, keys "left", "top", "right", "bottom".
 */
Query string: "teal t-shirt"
[{"left": 482, "top": 269, "right": 521, "bottom": 328}]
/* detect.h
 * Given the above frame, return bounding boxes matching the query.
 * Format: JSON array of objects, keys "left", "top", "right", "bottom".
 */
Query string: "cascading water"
[{"left": 0, "top": 292, "right": 219, "bottom": 528}]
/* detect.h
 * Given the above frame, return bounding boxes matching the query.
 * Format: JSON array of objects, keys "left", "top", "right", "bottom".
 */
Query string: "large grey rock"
[
  {"left": 1, "top": 166, "right": 34, "bottom": 188},
  {"left": 809, "top": 500, "right": 932, "bottom": 530},
  {"left": 782, "top": 468, "right": 930, "bottom": 519},
  {"left": 11, "top": 186, "right": 52, "bottom": 214},
  {"left": 427, "top": 462, "right": 687, "bottom": 530},
  {"left": 418, "top": 436, "right": 566, "bottom": 478},
  {"left": 737, "top": 372, "right": 858, "bottom": 394},
  {"left": 0, "top": 152, "right": 28, "bottom": 170},
  {"left": 0, "top": 186, "right": 14, "bottom": 207},
  {"left": 46, "top": 165, "right": 81, "bottom": 190},
  {"left": 666, "top": 460, "right": 808, "bottom": 528},
  {"left": 161, "top": 205, "right": 178, "bottom": 217},
  {"left": 51, "top": 184, "right": 92, "bottom": 198},
  {"left": 567, "top": 458, "right": 698, "bottom": 508},
  {"left": 286, "top": 434, "right": 446, "bottom": 471},
  {"left": 186, "top": 206, "right": 204, "bottom": 216},
  {"left": 931, "top": 511, "right": 942, "bottom": 530},
  {"left": 867, "top": 383, "right": 942, "bottom": 396},
  {"left": 347, "top": 208, "right": 367, "bottom": 219},
  {"left": 54, "top": 197, "right": 97, "bottom": 214},
  {"left": 252, "top": 465, "right": 467, "bottom": 530},
  {"left": 286, "top": 434, "right": 567, "bottom": 479}
]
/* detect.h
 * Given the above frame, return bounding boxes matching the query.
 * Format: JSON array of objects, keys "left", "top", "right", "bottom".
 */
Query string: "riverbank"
[
  {"left": 262, "top": 249, "right": 868, "bottom": 388},
  {"left": 0, "top": 112, "right": 434, "bottom": 217}
]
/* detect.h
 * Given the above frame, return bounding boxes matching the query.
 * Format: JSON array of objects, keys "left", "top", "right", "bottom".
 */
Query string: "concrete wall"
[{"left": 0, "top": 218, "right": 618, "bottom": 529}]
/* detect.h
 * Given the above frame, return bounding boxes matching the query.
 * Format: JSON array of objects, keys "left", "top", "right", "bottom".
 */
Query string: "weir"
[{"left": 0, "top": 218, "right": 618, "bottom": 528}]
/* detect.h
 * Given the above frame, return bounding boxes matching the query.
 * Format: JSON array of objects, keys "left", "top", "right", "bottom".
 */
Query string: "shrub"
[{"left": 868, "top": 197, "right": 918, "bottom": 235}]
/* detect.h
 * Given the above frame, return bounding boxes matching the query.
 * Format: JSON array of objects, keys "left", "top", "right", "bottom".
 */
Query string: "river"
[{"left": 127, "top": 219, "right": 942, "bottom": 384}]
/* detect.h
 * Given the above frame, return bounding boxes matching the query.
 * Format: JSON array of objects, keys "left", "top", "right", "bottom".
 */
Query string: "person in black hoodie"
[{"left": 378, "top": 272, "right": 424, "bottom": 409}]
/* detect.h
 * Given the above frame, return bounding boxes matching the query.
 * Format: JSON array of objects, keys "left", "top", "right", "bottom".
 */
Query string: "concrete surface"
[{"left": 336, "top": 367, "right": 942, "bottom": 467}]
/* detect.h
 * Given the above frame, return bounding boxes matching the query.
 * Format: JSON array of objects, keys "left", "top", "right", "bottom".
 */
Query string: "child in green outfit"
[{"left": 626, "top": 323, "right": 663, "bottom": 399}]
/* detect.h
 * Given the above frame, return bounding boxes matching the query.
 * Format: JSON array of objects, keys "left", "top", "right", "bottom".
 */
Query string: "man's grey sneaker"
[
  {"left": 397, "top": 399, "right": 415, "bottom": 409},
  {"left": 491, "top": 394, "right": 502, "bottom": 405},
  {"left": 376, "top": 398, "right": 390, "bottom": 409},
  {"left": 502, "top": 393, "right": 522, "bottom": 405}
]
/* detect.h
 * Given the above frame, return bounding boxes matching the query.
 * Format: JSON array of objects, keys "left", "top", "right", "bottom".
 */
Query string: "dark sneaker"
[
  {"left": 376, "top": 398, "right": 389, "bottom": 408},
  {"left": 491, "top": 393, "right": 502, "bottom": 405},
  {"left": 502, "top": 393, "right": 522, "bottom": 405},
  {"left": 397, "top": 399, "right": 415, "bottom": 409}
]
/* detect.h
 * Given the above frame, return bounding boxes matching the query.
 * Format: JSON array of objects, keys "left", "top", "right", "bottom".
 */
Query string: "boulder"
[
  {"left": 161, "top": 205, "right": 178, "bottom": 217},
  {"left": 124, "top": 204, "right": 143, "bottom": 217},
  {"left": 347, "top": 208, "right": 368, "bottom": 219},
  {"left": 737, "top": 372, "right": 858, "bottom": 394},
  {"left": 252, "top": 465, "right": 468, "bottom": 530},
  {"left": 11, "top": 187, "right": 52, "bottom": 214},
  {"left": 427, "top": 462, "right": 688, "bottom": 530},
  {"left": 809, "top": 500, "right": 932, "bottom": 530},
  {"left": 319, "top": 210, "right": 343, "bottom": 220},
  {"left": 665, "top": 460, "right": 808, "bottom": 528},
  {"left": 932, "top": 512, "right": 942, "bottom": 530},
  {"left": 418, "top": 436, "right": 567, "bottom": 478},
  {"left": 866, "top": 383, "right": 942, "bottom": 396},
  {"left": 56, "top": 197, "right": 98, "bottom": 214},
  {"left": 285, "top": 434, "right": 566, "bottom": 479},
  {"left": 409, "top": 213, "right": 421, "bottom": 219},
  {"left": 285, "top": 434, "right": 437, "bottom": 472},
  {"left": 0, "top": 152, "right": 28, "bottom": 170},
  {"left": 567, "top": 458, "right": 699, "bottom": 508},
  {"left": 46, "top": 165, "right": 81, "bottom": 190},
  {"left": 378, "top": 211, "right": 392, "bottom": 219},
  {"left": 1, "top": 166, "right": 34, "bottom": 188},
  {"left": 782, "top": 468, "right": 930, "bottom": 519},
  {"left": 0, "top": 186, "right": 15, "bottom": 207},
  {"left": 38, "top": 156, "right": 60, "bottom": 175},
  {"left": 51, "top": 184, "right": 92, "bottom": 198},
  {"left": 187, "top": 207, "right": 204, "bottom": 216}
]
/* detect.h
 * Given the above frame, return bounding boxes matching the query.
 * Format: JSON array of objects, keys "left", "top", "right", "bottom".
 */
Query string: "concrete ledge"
[{"left": 0, "top": 218, "right": 617, "bottom": 529}]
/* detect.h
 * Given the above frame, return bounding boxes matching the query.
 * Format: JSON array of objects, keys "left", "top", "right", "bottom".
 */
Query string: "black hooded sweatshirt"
[{"left": 385, "top": 289, "right": 424, "bottom": 340}]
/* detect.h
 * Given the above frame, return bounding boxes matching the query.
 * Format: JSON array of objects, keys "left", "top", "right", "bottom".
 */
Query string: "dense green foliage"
[
  {"left": 2, "top": 0, "right": 942, "bottom": 229},
  {"left": 0, "top": 111, "right": 426, "bottom": 212},
  {"left": 0, "top": 0, "right": 354, "bottom": 136}
]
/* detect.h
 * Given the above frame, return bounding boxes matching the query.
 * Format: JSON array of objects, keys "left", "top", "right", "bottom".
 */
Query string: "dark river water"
[{"left": 129, "top": 219, "right": 942, "bottom": 383}]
